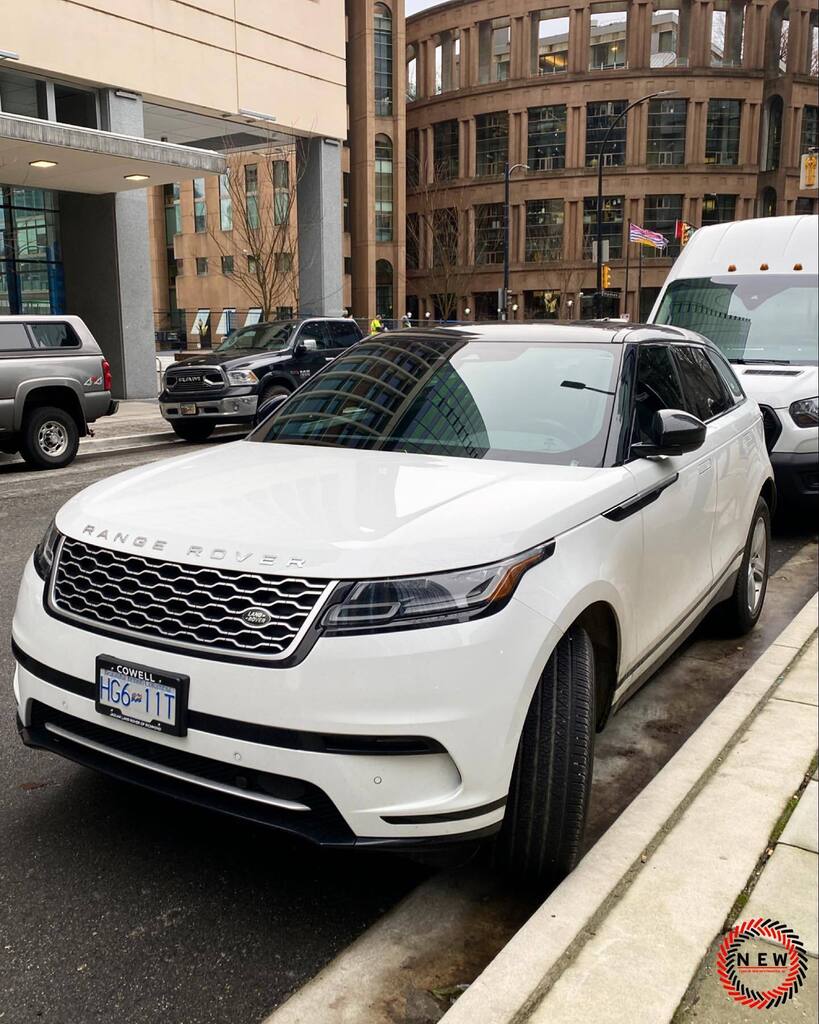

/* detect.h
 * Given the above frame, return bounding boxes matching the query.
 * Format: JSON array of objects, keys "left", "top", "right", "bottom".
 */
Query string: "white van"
[{"left": 650, "top": 215, "right": 818, "bottom": 511}]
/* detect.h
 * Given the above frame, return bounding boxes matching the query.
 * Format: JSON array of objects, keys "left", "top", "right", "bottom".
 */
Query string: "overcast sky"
[{"left": 405, "top": 0, "right": 445, "bottom": 14}]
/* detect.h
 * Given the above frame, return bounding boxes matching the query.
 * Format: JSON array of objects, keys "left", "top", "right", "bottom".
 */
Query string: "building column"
[
  {"left": 567, "top": 104, "right": 584, "bottom": 168},
  {"left": 568, "top": 3, "right": 590, "bottom": 73},
  {"left": 629, "top": 0, "right": 654, "bottom": 70},
  {"left": 59, "top": 89, "right": 155, "bottom": 398},
  {"left": 296, "top": 137, "right": 344, "bottom": 317}
]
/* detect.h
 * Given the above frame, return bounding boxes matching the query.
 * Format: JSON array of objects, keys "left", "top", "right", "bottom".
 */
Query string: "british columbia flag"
[{"left": 628, "top": 223, "right": 668, "bottom": 249}]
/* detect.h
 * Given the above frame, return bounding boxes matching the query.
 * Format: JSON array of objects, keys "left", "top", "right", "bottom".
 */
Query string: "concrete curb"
[{"left": 441, "top": 593, "right": 819, "bottom": 1024}]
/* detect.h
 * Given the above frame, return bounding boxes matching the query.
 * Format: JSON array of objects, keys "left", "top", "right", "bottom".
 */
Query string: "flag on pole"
[
  {"left": 675, "top": 220, "right": 695, "bottom": 247},
  {"left": 629, "top": 223, "right": 668, "bottom": 249}
]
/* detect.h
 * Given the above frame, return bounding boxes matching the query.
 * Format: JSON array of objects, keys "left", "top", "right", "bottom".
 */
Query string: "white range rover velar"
[{"left": 12, "top": 324, "right": 775, "bottom": 887}]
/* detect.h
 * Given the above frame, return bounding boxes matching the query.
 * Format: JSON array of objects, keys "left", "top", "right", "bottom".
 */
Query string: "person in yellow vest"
[{"left": 369, "top": 313, "right": 385, "bottom": 334}]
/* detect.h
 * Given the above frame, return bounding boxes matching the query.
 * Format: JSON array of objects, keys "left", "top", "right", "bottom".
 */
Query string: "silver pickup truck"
[{"left": 0, "top": 315, "right": 118, "bottom": 470}]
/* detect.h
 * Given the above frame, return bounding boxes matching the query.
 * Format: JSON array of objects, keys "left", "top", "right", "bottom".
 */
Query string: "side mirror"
[
  {"left": 633, "top": 409, "right": 706, "bottom": 458},
  {"left": 297, "top": 337, "right": 318, "bottom": 354}
]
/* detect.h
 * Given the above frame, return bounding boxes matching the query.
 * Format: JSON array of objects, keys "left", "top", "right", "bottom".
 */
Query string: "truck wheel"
[
  {"left": 493, "top": 625, "right": 596, "bottom": 891},
  {"left": 715, "top": 497, "right": 770, "bottom": 636},
  {"left": 19, "top": 406, "right": 80, "bottom": 470},
  {"left": 259, "top": 383, "right": 290, "bottom": 405},
  {"left": 171, "top": 420, "right": 215, "bottom": 442}
]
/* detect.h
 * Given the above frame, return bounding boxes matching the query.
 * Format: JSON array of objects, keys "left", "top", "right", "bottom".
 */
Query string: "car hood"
[
  {"left": 171, "top": 350, "right": 291, "bottom": 370},
  {"left": 55, "top": 442, "right": 636, "bottom": 580},
  {"left": 733, "top": 362, "right": 818, "bottom": 407}
]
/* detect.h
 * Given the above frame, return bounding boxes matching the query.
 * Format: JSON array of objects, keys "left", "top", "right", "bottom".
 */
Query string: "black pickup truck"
[{"left": 158, "top": 317, "right": 364, "bottom": 441}]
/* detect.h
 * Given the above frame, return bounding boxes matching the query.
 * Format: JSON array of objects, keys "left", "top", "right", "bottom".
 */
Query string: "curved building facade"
[{"left": 405, "top": 0, "right": 818, "bottom": 321}]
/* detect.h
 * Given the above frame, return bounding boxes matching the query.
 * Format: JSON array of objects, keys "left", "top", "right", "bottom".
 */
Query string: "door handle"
[{"left": 698, "top": 458, "right": 713, "bottom": 475}]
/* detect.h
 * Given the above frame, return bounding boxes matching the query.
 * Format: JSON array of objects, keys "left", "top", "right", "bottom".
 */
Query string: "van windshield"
[{"left": 654, "top": 275, "right": 819, "bottom": 364}]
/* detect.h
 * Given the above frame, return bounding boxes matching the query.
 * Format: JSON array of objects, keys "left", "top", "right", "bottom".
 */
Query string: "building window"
[
  {"left": 475, "top": 203, "right": 504, "bottom": 264},
  {"left": 528, "top": 105, "right": 567, "bottom": 170},
  {"left": 478, "top": 18, "right": 511, "bottom": 83},
  {"left": 764, "top": 95, "right": 784, "bottom": 171},
  {"left": 583, "top": 195, "right": 624, "bottom": 259},
  {"left": 767, "top": 1, "right": 789, "bottom": 73},
  {"left": 193, "top": 178, "right": 207, "bottom": 233},
  {"left": 407, "top": 128, "right": 420, "bottom": 189},
  {"left": 245, "top": 165, "right": 260, "bottom": 229},
  {"left": 589, "top": 4, "right": 628, "bottom": 70},
  {"left": 175, "top": 259, "right": 184, "bottom": 275},
  {"left": 343, "top": 171, "right": 351, "bottom": 232},
  {"left": 701, "top": 194, "right": 737, "bottom": 226},
  {"left": 406, "top": 213, "right": 420, "bottom": 270},
  {"left": 646, "top": 98, "right": 687, "bottom": 166},
  {"left": 531, "top": 8, "right": 570, "bottom": 75},
  {"left": 375, "top": 134, "right": 394, "bottom": 241},
  {"left": 163, "top": 183, "right": 181, "bottom": 241},
  {"left": 221, "top": 255, "right": 234, "bottom": 275},
  {"left": 276, "top": 306, "right": 294, "bottom": 320},
  {"left": 54, "top": 83, "right": 98, "bottom": 128},
  {"left": 374, "top": 3, "right": 394, "bottom": 116},
  {"left": 586, "top": 101, "right": 627, "bottom": 167},
  {"left": 375, "top": 258, "right": 394, "bottom": 318},
  {"left": 218, "top": 173, "right": 232, "bottom": 231},
  {"left": 801, "top": 105, "right": 818, "bottom": 153},
  {"left": 524, "top": 290, "right": 561, "bottom": 319},
  {"left": 705, "top": 99, "right": 741, "bottom": 165},
  {"left": 196, "top": 257, "right": 208, "bottom": 276},
  {"left": 0, "top": 185, "right": 63, "bottom": 316},
  {"left": 276, "top": 252, "right": 293, "bottom": 272},
  {"left": 710, "top": 2, "right": 746, "bottom": 67},
  {"left": 475, "top": 112, "right": 508, "bottom": 177},
  {"left": 525, "top": 200, "right": 564, "bottom": 262},
  {"left": 643, "top": 194, "right": 682, "bottom": 257},
  {"left": 0, "top": 70, "right": 46, "bottom": 118},
  {"left": 406, "top": 43, "right": 418, "bottom": 102},
  {"left": 247, "top": 255, "right": 258, "bottom": 273},
  {"left": 433, "top": 120, "right": 459, "bottom": 180},
  {"left": 808, "top": 10, "right": 818, "bottom": 74},
  {"left": 344, "top": 256, "right": 353, "bottom": 276},
  {"left": 274, "top": 190, "right": 291, "bottom": 226}
]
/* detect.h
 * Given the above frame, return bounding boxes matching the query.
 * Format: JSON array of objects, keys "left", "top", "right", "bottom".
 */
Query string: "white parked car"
[
  {"left": 12, "top": 324, "right": 774, "bottom": 887},
  {"left": 651, "top": 215, "right": 818, "bottom": 511}
]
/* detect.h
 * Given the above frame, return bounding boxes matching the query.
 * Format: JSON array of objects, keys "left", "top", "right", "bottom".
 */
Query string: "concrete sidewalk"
[
  {"left": 86, "top": 399, "right": 170, "bottom": 442},
  {"left": 443, "top": 597, "right": 818, "bottom": 1024}
]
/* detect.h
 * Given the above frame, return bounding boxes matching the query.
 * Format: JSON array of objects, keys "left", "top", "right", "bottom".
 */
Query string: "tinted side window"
[
  {"left": 329, "top": 321, "right": 361, "bottom": 348},
  {"left": 30, "top": 322, "right": 81, "bottom": 348},
  {"left": 630, "top": 345, "right": 686, "bottom": 447},
  {"left": 706, "top": 348, "right": 744, "bottom": 402},
  {"left": 300, "top": 321, "right": 331, "bottom": 349},
  {"left": 0, "top": 324, "right": 32, "bottom": 352},
  {"left": 673, "top": 346, "right": 732, "bottom": 421}
]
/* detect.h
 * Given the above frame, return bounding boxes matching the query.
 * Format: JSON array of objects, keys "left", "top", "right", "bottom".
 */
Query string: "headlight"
[
  {"left": 227, "top": 369, "right": 259, "bottom": 386},
  {"left": 321, "top": 542, "right": 555, "bottom": 635},
  {"left": 34, "top": 520, "right": 62, "bottom": 580},
  {"left": 789, "top": 396, "right": 818, "bottom": 428}
]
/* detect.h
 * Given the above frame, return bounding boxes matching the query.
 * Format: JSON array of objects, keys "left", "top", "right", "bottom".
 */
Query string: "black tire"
[
  {"left": 715, "top": 497, "right": 771, "bottom": 636},
  {"left": 18, "top": 405, "right": 80, "bottom": 470},
  {"left": 493, "top": 625, "right": 596, "bottom": 891},
  {"left": 171, "top": 420, "right": 215, "bottom": 443},
  {"left": 259, "top": 383, "right": 290, "bottom": 405}
]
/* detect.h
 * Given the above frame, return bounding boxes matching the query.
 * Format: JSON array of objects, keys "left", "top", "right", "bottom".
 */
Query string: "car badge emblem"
[{"left": 241, "top": 607, "right": 273, "bottom": 628}]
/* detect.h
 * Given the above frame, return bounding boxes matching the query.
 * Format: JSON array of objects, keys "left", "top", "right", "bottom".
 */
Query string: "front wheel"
[
  {"left": 492, "top": 624, "right": 596, "bottom": 891},
  {"left": 716, "top": 496, "right": 771, "bottom": 636},
  {"left": 170, "top": 420, "right": 215, "bottom": 443},
  {"left": 19, "top": 406, "right": 80, "bottom": 470}
]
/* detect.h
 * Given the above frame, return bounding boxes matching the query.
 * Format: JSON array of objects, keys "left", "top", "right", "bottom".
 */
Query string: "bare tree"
[
  {"left": 207, "top": 141, "right": 303, "bottom": 320},
  {"left": 406, "top": 161, "right": 475, "bottom": 321}
]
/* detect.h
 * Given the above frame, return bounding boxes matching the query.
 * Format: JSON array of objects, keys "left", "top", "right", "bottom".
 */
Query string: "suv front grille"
[
  {"left": 165, "top": 367, "right": 225, "bottom": 393},
  {"left": 50, "top": 538, "right": 332, "bottom": 661}
]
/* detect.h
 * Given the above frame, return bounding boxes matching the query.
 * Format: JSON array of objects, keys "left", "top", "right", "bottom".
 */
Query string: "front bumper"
[
  {"left": 12, "top": 556, "right": 559, "bottom": 846},
  {"left": 770, "top": 451, "right": 819, "bottom": 508},
  {"left": 159, "top": 394, "right": 258, "bottom": 422}
]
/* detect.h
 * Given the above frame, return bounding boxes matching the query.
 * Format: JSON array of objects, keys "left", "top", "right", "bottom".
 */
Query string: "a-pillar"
[
  {"left": 296, "top": 137, "right": 344, "bottom": 316},
  {"left": 59, "top": 89, "right": 155, "bottom": 398}
]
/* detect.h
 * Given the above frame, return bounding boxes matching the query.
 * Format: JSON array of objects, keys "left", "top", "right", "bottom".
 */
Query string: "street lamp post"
[
  {"left": 594, "top": 90, "right": 676, "bottom": 319},
  {"left": 502, "top": 161, "right": 529, "bottom": 320}
]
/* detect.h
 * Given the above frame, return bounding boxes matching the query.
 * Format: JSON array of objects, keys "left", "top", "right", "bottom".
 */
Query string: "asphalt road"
[{"left": 1, "top": 443, "right": 816, "bottom": 1024}]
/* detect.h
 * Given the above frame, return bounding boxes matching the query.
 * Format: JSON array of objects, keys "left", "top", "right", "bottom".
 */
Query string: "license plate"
[
  {"left": 96, "top": 657, "right": 189, "bottom": 736},
  {"left": 180, "top": 403, "right": 197, "bottom": 416}
]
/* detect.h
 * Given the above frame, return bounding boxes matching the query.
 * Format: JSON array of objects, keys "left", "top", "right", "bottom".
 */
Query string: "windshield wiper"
[
  {"left": 731, "top": 358, "right": 792, "bottom": 365},
  {"left": 561, "top": 380, "right": 615, "bottom": 396}
]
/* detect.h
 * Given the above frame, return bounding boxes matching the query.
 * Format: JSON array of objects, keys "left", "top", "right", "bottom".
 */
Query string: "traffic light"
[{"left": 601, "top": 264, "right": 612, "bottom": 290}]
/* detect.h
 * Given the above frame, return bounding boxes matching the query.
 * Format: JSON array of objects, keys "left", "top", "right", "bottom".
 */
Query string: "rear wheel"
[
  {"left": 171, "top": 420, "right": 215, "bottom": 443},
  {"left": 716, "top": 497, "right": 770, "bottom": 636},
  {"left": 493, "top": 625, "right": 596, "bottom": 891},
  {"left": 19, "top": 406, "right": 80, "bottom": 470}
]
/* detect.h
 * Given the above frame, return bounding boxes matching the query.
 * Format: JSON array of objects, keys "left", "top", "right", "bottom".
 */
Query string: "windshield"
[
  {"left": 217, "top": 322, "right": 295, "bottom": 352},
  {"left": 252, "top": 335, "right": 619, "bottom": 466},
  {"left": 654, "top": 275, "right": 819, "bottom": 364}
]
